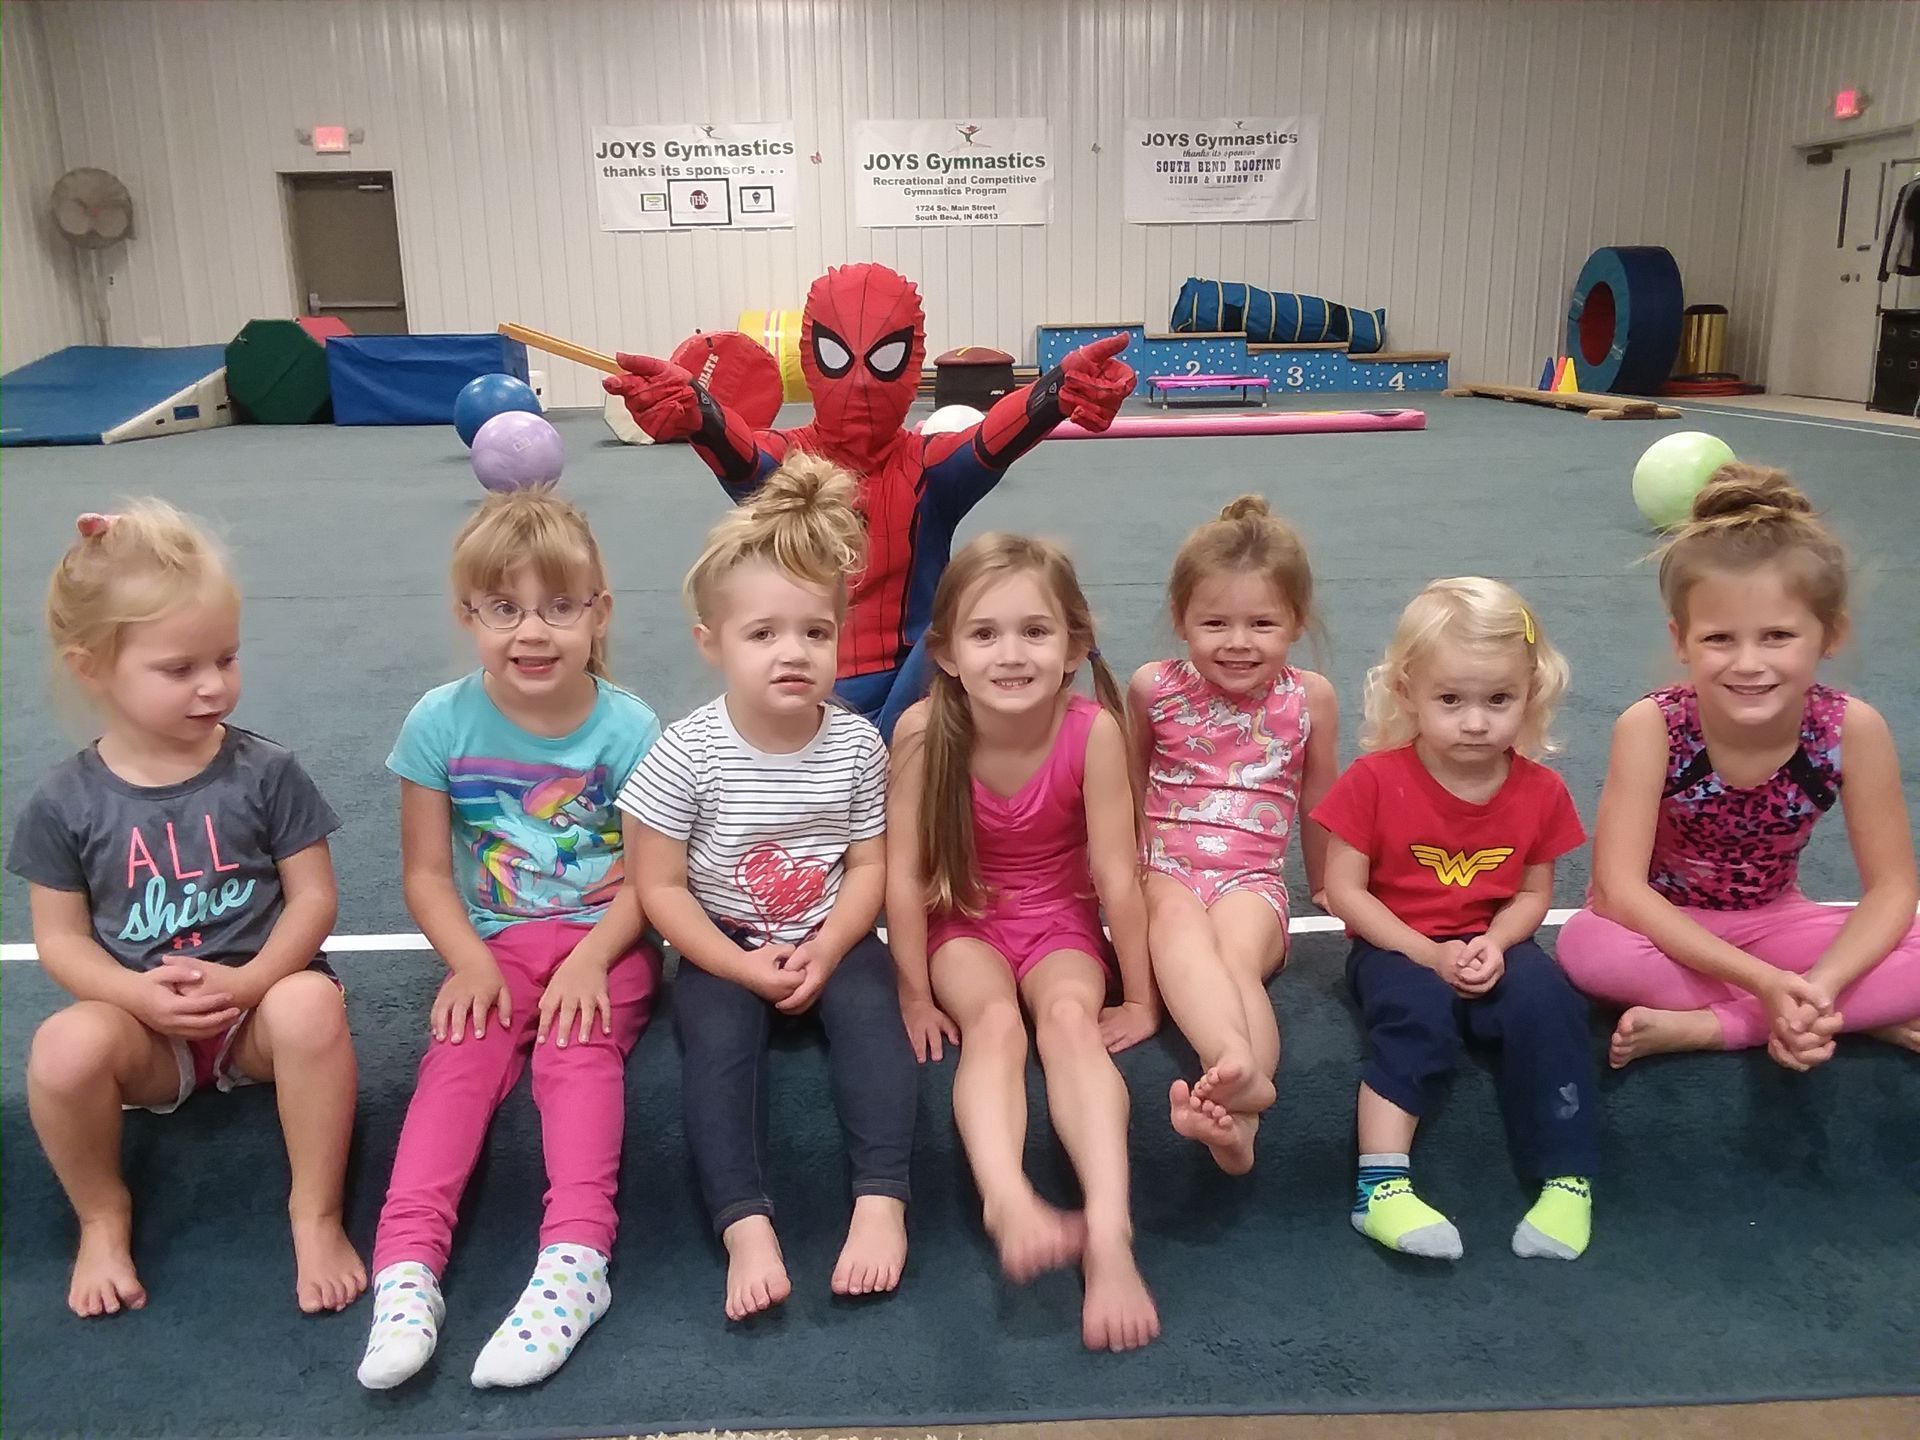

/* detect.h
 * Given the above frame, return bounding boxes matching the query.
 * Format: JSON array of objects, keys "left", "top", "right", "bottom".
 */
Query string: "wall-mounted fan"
[
  {"left": 49, "top": 168, "right": 134, "bottom": 344},
  {"left": 52, "top": 167, "right": 134, "bottom": 247}
]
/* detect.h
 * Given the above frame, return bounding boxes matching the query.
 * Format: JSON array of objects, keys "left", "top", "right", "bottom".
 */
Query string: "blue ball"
[{"left": 454, "top": 373, "right": 541, "bottom": 448}]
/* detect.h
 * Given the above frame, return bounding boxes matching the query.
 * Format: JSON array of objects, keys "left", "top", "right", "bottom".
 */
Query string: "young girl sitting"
[
  {"left": 889, "top": 532, "right": 1161, "bottom": 1353},
  {"left": 1129, "top": 496, "right": 1337, "bottom": 1174},
  {"left": 1313, "top": 578, "right": 1597, "bottom": 1262},
  {"left": 9, "top": 504, "right": 363, "bottom": 1318},
  {"left": 358, "top": 490, "right": 663, "bottom": 1391},
  {"left": 623, "top": 456, "right": 918, "bottom": 1323},
  {"left": 1560, "top": 467, "right": 1920, "bottom": 1068}
]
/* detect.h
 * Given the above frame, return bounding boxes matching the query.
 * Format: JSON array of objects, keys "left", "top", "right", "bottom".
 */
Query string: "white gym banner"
[
  {"left": 1124, "top": 117, "right": 1319, "bottom": 224},
  {"left": 592, "top": 123, "right": 797, "bottom": 232},
  {"left": 851, "top": 119, "right": 1052, "bottom": 228}
]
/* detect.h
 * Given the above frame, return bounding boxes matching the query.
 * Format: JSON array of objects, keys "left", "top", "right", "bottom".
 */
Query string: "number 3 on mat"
[{"left": 1286, "top": 365, "right": 1305, "bottom": 388}]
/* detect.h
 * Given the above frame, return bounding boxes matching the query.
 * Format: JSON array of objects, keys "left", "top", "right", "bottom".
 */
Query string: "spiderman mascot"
[{"left": 605, "top": 263, "right": 1135, "bottom": 739}]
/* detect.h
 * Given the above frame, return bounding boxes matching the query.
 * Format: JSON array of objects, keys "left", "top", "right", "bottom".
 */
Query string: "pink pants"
[
  {"left": 371, "top": 918, "right": 660, "bottom": 1275},
  {"left": 1557, "top": 891, "right": 1920, "bottom": 1049}
]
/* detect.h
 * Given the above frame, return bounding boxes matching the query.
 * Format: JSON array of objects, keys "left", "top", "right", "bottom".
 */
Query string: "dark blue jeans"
[
  {"left": 674, "top": 931, "right": 917, "bottom": 1234},
  {"left": 833, "top": 631, "right": 934, "bottom": 743},
  {"left": 1347, "top": 936, "right": 1600, "bottom": 1179}
]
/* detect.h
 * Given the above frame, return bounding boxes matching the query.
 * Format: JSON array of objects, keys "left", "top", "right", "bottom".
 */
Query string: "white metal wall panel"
[
  {"left": 16, "top": 0, "right": 1767, "bottom": 406},
  {"left": 1, "top": 1, "right": 88, "bottom": 373},
  {"left": 1729, "top": 0, "right": 1920, "bottom": 383}
]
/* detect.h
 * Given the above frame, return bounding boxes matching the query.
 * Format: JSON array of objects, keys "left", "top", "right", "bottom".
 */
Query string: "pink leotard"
[
  {"left": 1141, "top": 658, "right": 1310, "bottom": 923},
  {"left": 928, "top": 695, "right": 1110, "bottom": 979}
]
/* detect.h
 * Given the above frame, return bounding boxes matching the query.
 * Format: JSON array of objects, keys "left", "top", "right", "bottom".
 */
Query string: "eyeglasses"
[{"left": 463, "top": 593, "right": 601, "bottom": 631}]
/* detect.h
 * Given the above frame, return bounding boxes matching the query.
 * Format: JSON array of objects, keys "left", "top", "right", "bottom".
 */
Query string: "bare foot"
[
  {"left": 831, "top": 1195, "right": 908, "bottom": 1298},
  {"left": 721, "top": 1215, "right": 791, "bottom": 1321},
  {"left": 984, "top": 1189, "right": 1086, "bottom": 1283},
  {"left": 1080, "top": 1237, "right": 1160, "bottom": 1352},
  {"left": 1610, "top": 1006, "right": 1723, "bottom": 1068},
  {"left": 1869, "top": 1020, "right": 1920, "bottom": 1053},
  {"left": 291, "top": 1212, "right": 368, "bottom": 1314},
  {"left": 1169, "top": 1079, "right": 1257, "bottom": 1175},
  {"left": 70, "top": 1215, "right": 145, "bottom": 1318},
  {"left": 1190, "top": 1053, "right": 1275, "bottom": 1116}
]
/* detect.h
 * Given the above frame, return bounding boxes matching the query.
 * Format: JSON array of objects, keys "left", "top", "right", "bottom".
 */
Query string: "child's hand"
[
  {"left": 1098, "top": 998, "right": 1159, "bottom": 1054},
  {"left": 774, "top": 938, "right": 843, "bottom": 1015},
  {"left": 537, "top": 953, "right": 611, "bottom": 1047},
  {"left": 1424, "top": 939, "right": 1471, "bottom": 986},
  {"left": 1761, "top": 971, "right": 1836, "bottom": 1047},
  {"left": 1453, "top": 936, "right": 1505, "bottom": 997},
  {"left": 736, "top": 944, "right": 806, "bottom": 1004},
  {"left": 431, "top": 963, "right": 512, "bottom": 1043},
  {"left": 133, "top": 963, "right": 242, "bottom": 1039},
  {"left": 901, "top": 997, "right": 960, "bottom": 1062},
  {"left": 1766, "top": 1024, "right": 1839, "bottom": 1072}
]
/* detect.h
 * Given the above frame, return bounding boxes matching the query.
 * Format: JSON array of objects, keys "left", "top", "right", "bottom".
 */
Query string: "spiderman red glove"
[
  {"left": 1057, "top": 333, "right": 1136, "bottom": 431},
  {"left": 603, "top": 353, "right": 701, "bottom": 442}
]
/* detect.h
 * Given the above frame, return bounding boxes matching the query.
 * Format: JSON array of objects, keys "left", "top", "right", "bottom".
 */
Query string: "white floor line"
[
  {"left": 0, "top": 903, "right": 1868, "bottom": 963},
  {"left": 1677, "top": 404, "right": 1920, "bottom": 438}
]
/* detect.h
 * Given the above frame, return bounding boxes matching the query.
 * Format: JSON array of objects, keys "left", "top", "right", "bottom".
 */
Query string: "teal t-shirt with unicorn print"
[{"left": 387, "top": 671, "right": 661, "bottom": 937}]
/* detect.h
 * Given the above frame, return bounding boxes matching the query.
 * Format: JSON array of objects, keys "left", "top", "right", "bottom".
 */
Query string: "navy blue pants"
[
  {"left": 675, "top": 932, "right": 917, "bottom": 1235},
  {"left": 1347, "top": 936, "right": 1600, "bottom": 1179},
  {"left": 834, "top": 630, "right": 934, "bottom": 744}
]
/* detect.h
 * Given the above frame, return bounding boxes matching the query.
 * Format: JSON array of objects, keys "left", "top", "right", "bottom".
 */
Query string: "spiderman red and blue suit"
[{"left": 605, "top": 263, "right": 1135, "bottom": 739}]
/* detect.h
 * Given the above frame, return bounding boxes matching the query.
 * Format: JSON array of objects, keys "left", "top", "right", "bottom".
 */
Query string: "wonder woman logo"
[{"left": 1409, "top": 845, "right": 1514, "bottom": 887}]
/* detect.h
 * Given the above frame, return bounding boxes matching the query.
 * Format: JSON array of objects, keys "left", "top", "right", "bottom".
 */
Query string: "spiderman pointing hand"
[{"left": 606, "top": 263, "right": 1135, "bottom": 740}]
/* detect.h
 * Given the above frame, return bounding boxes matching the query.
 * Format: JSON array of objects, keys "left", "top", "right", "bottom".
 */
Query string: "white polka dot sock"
[
  {"left": 356, "top": 1262, "right": 445, "bottom": 1390},
  {"left": 469, "top": 1243, "right": 611, "bottom": 1389}
]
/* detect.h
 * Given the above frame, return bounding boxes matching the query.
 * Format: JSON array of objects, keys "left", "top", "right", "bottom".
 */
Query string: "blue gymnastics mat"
[{"left": 0, "top": 345, "right": 233, "bottom": 446}]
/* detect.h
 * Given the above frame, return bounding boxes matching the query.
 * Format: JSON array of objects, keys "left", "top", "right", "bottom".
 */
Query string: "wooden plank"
[
  {"left": 1246, "top": 341, "right": 1349, "bottom": 352},
  {"left": 1145, "top": 330, "right": 1244, "bottom": 340},
  {"left": 1447, "top": 381, "right": 1681, "bottom": 420},
  {"left": 499, "top": 322, "right": 620, "bottom": 375},
  {"left": 1351, "top": 350, "right": 1451, "bottom": 363}
]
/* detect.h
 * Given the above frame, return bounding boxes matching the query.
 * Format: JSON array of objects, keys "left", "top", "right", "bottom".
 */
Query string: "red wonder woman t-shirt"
[{"left": 1310, "top": 745, "right": 1585, "bottom": 939}]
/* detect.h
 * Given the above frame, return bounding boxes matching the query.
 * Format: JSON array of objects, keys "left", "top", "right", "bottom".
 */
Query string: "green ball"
[{"left": 1632, "top": 431, "right": 1736, "bottom": 530}]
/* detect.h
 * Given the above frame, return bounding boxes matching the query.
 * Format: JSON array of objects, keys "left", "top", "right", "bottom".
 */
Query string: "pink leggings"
[
  {"left": 371, "top": 918, "right": 660, "bottom": 1275},
  {"left": 1557, "top": 891, "right": 1920, "bottom": 1049}
]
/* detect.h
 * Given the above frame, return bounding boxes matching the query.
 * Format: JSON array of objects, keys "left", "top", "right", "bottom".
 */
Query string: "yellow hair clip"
[{"left": 1521, "top": 608, "right": 1536, "bottom": 645}]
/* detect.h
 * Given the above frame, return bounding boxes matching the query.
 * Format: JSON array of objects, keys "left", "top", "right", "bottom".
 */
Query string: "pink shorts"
[
  {"left": 137, "top": 966, "right": 344, "bottom": 1115},
  {"left": 930, "top": 903, "right": 1111, "bottom": 981}
]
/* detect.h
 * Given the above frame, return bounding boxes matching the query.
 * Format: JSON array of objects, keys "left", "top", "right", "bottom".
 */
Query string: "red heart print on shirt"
[{"left": 735, "top": 844, "right": 830, "bottom": 934}]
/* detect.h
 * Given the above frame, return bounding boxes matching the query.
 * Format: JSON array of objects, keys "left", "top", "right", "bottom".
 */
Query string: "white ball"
[{"left": 919, "top": 404, "right": 986, "bottom": 435}]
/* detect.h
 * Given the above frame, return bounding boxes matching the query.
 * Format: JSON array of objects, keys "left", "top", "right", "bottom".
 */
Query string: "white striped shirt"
[{"left": 617, "top": 698, "right": 887, "bottom": 943}]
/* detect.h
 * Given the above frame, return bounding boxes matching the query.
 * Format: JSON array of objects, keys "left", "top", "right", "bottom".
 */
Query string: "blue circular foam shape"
[{"left": 1566, "top": 246, "right": 1684, "bottom": 395}]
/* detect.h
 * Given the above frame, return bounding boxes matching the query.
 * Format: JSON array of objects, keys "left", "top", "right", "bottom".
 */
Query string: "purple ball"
[{"left": 472, "top": 411, "right": 564, "bottom": 492}]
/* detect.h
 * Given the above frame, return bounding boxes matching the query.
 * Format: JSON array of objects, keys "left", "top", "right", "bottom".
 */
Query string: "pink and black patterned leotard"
[{"left": 1647, "top": 682, "right": 1846, "bottom": 910}]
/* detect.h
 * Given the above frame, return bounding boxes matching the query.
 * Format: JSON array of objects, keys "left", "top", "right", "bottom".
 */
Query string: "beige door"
[
  {"left": 1770, "top": 132, "right": 1914, "bottom": 402},
  {"left": 284, "top": 172, "right": 408, "bottom": 334}
]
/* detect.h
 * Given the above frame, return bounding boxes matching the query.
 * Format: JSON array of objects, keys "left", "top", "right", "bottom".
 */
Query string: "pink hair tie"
[{"left": 76, "top": 512, "right": 119, "bottom": 539}]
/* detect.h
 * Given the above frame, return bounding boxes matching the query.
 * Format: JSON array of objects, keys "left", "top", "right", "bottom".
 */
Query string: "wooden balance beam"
[{"left": 1446, "top": 382, "right": 1681, "bottom": 420}]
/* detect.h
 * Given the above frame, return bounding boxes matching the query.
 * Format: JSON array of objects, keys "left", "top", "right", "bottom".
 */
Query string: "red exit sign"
[
  {"left": 313, "top": 125, "right": 350, "bottom": 153},
  {"left": 1833, "top": 89, "right": 1867, "bottom": 121}
]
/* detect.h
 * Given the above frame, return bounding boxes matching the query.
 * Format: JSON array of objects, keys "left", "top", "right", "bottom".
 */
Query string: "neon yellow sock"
[
  {"left": 1512, "top": 1176, "right": 1592, "bottom": 1260},
  {"left": 1351, "top": 1176, "right": 1462, "bottom": 1260}
]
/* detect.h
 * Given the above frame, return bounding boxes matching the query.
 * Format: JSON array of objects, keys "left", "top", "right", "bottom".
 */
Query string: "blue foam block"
[
  {"left": 326, "top": 335, "right": 531, "bottom": 426},
  {"left": 0, "top": 345, "right": 229, "bottom": 446}
]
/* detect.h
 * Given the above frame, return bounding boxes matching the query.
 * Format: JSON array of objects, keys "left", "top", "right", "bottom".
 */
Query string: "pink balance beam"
[{"left": 1049, "top": 408, "right": 1427, "bottom": 440}]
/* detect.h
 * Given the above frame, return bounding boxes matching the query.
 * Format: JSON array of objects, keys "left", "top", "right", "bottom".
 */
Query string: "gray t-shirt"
[{"left": 5, "top": 726, "right": 340, "bottom": 972}]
